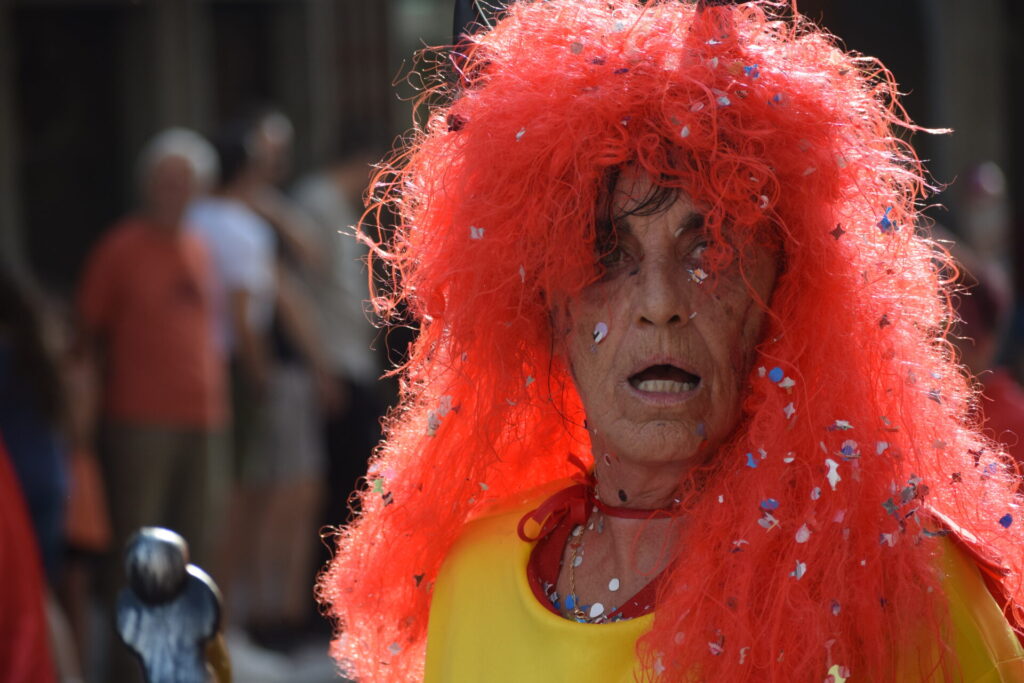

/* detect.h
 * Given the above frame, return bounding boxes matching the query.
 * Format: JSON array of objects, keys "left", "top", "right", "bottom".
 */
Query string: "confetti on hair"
[{"left": 320, "top": 3, "right": 1024, "bottom": 681}]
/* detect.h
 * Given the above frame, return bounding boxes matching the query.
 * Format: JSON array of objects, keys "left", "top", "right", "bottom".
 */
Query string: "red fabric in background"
[
  {"left": 982, "top": 368, "right": 1024, "bottom": 467},
  {"left": 0, "top": 435, "right": 56, "bottom": 683}
]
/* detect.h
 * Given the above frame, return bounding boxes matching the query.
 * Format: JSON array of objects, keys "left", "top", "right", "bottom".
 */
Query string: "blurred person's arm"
[
  {"left": 274, "top": 265, "right": 343, "bottom": 414},
  {"left": 247, "top": 188, "right": 325, "bottom": 275},
  {"left": 229, "top": 289, "right": 269, "bottom": 394}
]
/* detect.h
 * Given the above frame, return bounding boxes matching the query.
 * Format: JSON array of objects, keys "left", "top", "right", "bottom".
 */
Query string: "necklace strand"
[{"left": 563, "top": 508, "right": 619, "bottom": 623}]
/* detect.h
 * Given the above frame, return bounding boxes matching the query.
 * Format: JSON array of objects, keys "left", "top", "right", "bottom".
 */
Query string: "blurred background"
[{"left": 1, "top": 1, "right": 1023, "bottom": 682}]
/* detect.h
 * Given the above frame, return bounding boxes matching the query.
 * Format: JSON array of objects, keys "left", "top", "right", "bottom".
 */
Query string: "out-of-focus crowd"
[{"left": 1, "top": 107, "right": 390, "bottom": 682}]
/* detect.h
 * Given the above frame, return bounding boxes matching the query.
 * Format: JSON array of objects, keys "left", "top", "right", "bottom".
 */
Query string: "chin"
[{"left": 612, "top": 422, "right": 706, "bottom": 466}]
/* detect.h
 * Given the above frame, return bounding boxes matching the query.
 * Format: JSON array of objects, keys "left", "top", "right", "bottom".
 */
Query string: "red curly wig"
[{"left": 318, "top": 1, "right": 1024, "bottom": 680}]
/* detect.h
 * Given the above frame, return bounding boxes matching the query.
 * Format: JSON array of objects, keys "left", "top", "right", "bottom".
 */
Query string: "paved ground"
[{"left": 227, "top": 631, "right": 349, "bottom": 683}]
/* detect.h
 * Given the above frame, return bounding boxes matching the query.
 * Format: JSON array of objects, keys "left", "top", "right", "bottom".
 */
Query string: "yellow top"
[{"left": 424, "top": 497, "right": 1024, "bottom": 682}]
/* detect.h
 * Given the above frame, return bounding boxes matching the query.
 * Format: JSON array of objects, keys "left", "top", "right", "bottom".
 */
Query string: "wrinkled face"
[{"left": 560, "top": 169, "right": 777, "bottom": 467}]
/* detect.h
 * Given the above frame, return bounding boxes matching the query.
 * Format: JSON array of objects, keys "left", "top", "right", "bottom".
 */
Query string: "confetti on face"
[
  {"left": 783, "top": 452, "right": 795, "bottom": 463},
  {"left": 519, "top": 265, "right": 526, "bottom": 282},
  {"left": 388, "top": 642, "right": 402, "bottom": 655},
  {"left": 795, "top": 524, "right": 811, "bottom": 543},
  {"left": 718, "top": 495, "right": 724, "bottom": 503},
  {"left": 783, "top": 402, "right": 796, "bottom": 419},
  {"left": 758, "top": 513, "right": 779, "bottom": 530},
  {"left": 708, "top": 641, "right": 724, "bottom": 656},
  {"left": 758, "top": 195, "right": 770, "bottom": 209},
  {"left": 811, "top": 486, "right": 822, "bottom": 500},
  {"left": 743, "top": 64, "right": 760, "bottom": 78},
  {"left": 830, "top": 224, "right": 846, "bottom": 240},
  {"left": 570, "top": 41, "right": 584, "bottom": 54},
  {"left": 760, "top": 498, "right": 780, "bottom": 511},
  {"left": 515, "top": 128, "right": 526, "bottom": 141},
  {"left": 1000, "top": 514, "right": 1013, "bottom": 528},
  {"left": 876, "top": 441, "right": 889, "bottom": 455},
  {"left": 592, "top": 321, "right": 609, "bottom": 344},
  {"left": 691, "top": 101, "right": 705, "bottom": 112},
  {"left": 688, "top": 267, "right": 709, "bottom": 284},
  {"left": 840, "top": 440, "right": 859, "bottom": 458},
  {"left": 680, "top": 125, "right": 691, "bottom": 138},
  {"left": 830, "top": 420, "right": 854, "bottom": 431},
  {"left": 779, "top": 376, "right": 796, "bottom": 390},
  {"left": 525, "top": 375, "right": 535, "bottom": 387},
  {"left": 803, "top": 166, "right": 817, "bottom": 176},
  {"left": 469, "top": 225, "right": 485, "bottom": 239},
  {"left": 790, "top": 560, "right": 807, "bottom": 580},
  {"left": 745, "top": 452, "right": 758, "bottom": 468},
  {"left": 831, "top": 601, "right": 841, "bottom": 616},
  {"left": 716, "top": 95, "right": 731, "bottom": 106},
  {"left": 768, "top": 367, "right": 784, "bottom": 383},
  {"left": 825, "top": 458, "right": 842, "bottom": 490},
  {"left": 478, "top": 482, "right": 488, "bottom": 491}
]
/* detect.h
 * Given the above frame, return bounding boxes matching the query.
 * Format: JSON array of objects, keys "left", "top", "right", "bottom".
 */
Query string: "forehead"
[{"left": 606, "top": 168, "right": 703, "bottom": 237}]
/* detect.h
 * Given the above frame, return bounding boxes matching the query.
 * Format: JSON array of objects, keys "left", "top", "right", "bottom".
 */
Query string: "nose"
[{"left": 635, "top": 256, "right": 691, "bottom": 327}]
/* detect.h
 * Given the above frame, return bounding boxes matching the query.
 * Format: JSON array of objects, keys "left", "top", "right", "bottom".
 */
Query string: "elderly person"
[
  {"left": 320, "top": 2, "right": 1024, "bottom": 681},
  {"left": 78, "top": 128, "right": 228, "bottom": 574}
]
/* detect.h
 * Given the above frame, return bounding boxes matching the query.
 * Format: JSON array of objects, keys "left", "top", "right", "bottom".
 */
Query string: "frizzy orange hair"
[{"left": 318, "top": 2, "right": 1024, "bottom": 680}]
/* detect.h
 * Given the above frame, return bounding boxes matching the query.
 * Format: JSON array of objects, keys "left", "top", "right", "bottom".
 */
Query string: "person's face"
[
  {"left": 250, "top": 114, "right": 293, "bottom": 183},
  {"left": 145, "top": 155, "right": 199, "bottom": 221},
  {"left": 559, "top": 169, "right": 777, "bottom": 468}
]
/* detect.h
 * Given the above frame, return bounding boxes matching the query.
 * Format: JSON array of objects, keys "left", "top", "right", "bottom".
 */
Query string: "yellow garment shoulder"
[
  {"left": 933, "top": 536, "right": 1024, "bottom": 681},
  {"left": 424, "top": 497, "right": 652, "bottom": 683},
  {"left": 424, "top": 492, "right": 1024, "bottom": 682}
]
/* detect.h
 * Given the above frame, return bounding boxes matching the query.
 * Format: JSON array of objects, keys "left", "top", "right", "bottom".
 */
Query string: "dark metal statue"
[{"left": 116, "top": 527, "right": 230, "bottom": 683}]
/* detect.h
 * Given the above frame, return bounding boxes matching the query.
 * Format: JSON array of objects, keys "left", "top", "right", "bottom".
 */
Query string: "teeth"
[{"left": 635, "top": 379, "right": 696, "bottom": 393}]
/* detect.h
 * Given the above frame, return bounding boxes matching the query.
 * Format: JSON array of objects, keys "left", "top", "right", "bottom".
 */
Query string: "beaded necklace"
[{"left": 560, "top": 495, "right": 683, "bottom": 624}]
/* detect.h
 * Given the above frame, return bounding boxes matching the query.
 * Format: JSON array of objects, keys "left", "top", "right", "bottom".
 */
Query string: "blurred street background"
[{"left": 2, "top": 1, "right": 1024, "bottom": 681}]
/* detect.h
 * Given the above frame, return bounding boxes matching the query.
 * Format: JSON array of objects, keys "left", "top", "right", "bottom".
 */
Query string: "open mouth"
[{"left": 628, "top": 364, "right": 701, "bottom": 394}]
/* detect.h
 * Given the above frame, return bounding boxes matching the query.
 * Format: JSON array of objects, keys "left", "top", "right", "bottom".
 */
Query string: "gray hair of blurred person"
[{"left": 135, "top": 127, "right": 220, "bottom": 195}]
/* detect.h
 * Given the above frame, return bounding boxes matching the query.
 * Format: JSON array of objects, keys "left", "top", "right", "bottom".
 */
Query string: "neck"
[
  {"left": 142, "top": 207, "right": 183, "bottom": 234},
  {"left": 591, "top": 449, "right": 691, "bottom": 511}
]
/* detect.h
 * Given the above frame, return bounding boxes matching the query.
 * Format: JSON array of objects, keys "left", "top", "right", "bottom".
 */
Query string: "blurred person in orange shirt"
[{"left": 77, "top": 129, "right": 229, "bottom": 624}]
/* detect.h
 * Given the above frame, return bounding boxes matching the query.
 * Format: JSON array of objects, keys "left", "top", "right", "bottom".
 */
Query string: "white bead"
[
  {"left": 608, "top": 578, "right": 620, "bottom": 591},
  {"left": 589, "top": 603, "right": 604, "bottom": 618}
]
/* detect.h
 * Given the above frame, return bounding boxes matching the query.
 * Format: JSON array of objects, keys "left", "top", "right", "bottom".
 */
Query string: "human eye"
[{"left": 595, "top": 222, "right": 634, "bottom": 276}]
